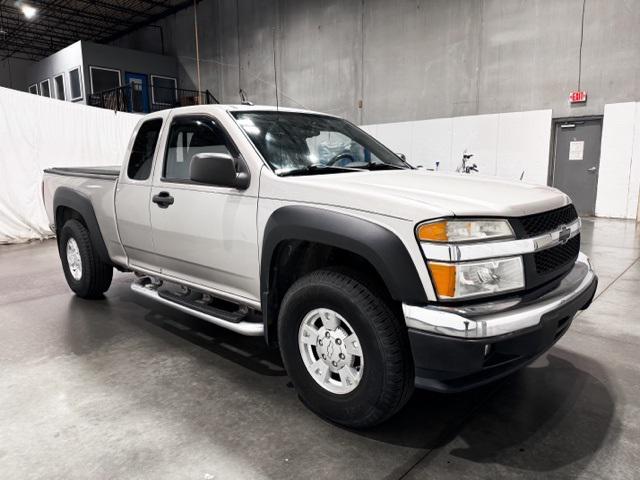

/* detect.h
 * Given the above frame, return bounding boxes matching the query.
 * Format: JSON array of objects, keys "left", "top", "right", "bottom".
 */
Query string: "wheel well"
[
  {"left": 265, "top": 240, "right": 397, "bottom": 346},
  {"left": 55, "top": 206, "right": 86, "bottom": 240}
]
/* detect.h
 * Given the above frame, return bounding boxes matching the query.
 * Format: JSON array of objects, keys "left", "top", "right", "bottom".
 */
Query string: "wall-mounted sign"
[
  {"left": 569, "top": 140, "right": 584, "bottom": 160},
  {"left": 569, "top": 91, "right": 587, "bottom": 103}
]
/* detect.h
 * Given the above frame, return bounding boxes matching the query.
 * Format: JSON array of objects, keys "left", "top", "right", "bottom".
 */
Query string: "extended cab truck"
[{"left": 43, "top": 105, "right": 598, "bottom": 428}]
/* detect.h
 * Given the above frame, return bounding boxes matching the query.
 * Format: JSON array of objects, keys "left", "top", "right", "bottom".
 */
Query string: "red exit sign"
[{"left": 569, "top": 91, "right": 587, "bottom": 103}]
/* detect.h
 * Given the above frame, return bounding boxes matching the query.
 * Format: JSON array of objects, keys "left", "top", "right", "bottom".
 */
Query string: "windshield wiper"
[
  {"left": 359, "top": 162, "right": 408, "bottom": 171},
  {"left": 277, "top": 164, "right": 359, "bottom": 177}
]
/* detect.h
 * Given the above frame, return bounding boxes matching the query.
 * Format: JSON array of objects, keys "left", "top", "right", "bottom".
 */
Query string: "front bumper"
[{"left": 403, "top": 253, "right": 597, "bottom": 392}]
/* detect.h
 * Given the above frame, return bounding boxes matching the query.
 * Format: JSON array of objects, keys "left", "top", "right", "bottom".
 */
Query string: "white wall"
[
  {"left": 0, "top": 87, "right": 140, "bottom": 244},
  {"left": 362, "top": 109, "right": 553, "bottom": 186},
  {"left": 596, "top": 102, "right": 640, "bottom": 219},
  {"left": 25, "top": 42, "right": 84, "bottom": 100}
]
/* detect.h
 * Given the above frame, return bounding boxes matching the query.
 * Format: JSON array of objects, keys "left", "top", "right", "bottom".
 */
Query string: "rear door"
[
  {"left": 115, "top": 116, "right": 164, "bottom": 271},
  {"left": 148, "top": 113, "right": 260, "bottom": 305}
]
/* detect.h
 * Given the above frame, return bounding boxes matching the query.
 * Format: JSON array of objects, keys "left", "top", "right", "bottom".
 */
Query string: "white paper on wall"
[{"left": 569, "top": 141, "right": 584, "bottom": 161}]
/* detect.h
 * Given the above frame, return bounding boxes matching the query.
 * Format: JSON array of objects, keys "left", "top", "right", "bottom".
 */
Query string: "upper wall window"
[
  {"left": 28, "top": 84, "right": 38, "bottom": 95},
  {"left": 151, "top": 75, "right": 177, "bottom": 106},
  {"left": 90, "top": 66, "right": 121, "bottom": 94},
  {"left": 68, "top": 67, "right": 83, "bottom": 101},
  {"left": 53, "top": 74, "right": 66, "bottom": 101},
  {"left": 40, "top": 79, "right": 51, "bottom": 98}
]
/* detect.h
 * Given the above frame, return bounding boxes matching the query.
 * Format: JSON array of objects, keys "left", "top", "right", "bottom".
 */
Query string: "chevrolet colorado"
[{"left": 43, "top": 105, "right": 597, "bottom": 427}]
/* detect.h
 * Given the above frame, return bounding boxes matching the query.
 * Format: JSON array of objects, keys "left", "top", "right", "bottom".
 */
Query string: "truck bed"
[
  {"left": 42, "top": 165, "right": 126, "bottom": 268},
  {"left": 44, "top": 166, "right": 120, "bottom": 179}
]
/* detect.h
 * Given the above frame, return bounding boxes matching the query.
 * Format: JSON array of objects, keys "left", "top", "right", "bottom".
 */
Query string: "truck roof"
[{"left": 145, "top": 103, "right": 332, "bottom": 118}]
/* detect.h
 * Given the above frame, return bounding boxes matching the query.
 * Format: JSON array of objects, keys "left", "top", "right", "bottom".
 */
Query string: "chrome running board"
[{"left": 131, "top": 279, "right": 264, "bottom": 337}]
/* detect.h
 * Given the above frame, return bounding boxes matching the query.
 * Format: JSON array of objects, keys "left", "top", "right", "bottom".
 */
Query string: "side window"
[
  {"left": 163, "top": 117, "right": 236, "bottom": 181},
  {"left": 127, "top": 119, "right": 163, "bottom": 180}
]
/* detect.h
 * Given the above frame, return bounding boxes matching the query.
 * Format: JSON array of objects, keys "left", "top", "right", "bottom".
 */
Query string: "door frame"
[
  {"left": 548, "top": 115, "right": 603, "bottom": 188},
  {"left": 124, "top": 71, "right": 150, "bottom": 113}
]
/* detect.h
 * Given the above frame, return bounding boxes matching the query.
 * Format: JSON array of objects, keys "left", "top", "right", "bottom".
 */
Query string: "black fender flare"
[
  {"left": 53, "top": 187, "right": 113, "bottom": 266},
  {"left": 260, "top": 205, "right": 428, "bottom": 343}
]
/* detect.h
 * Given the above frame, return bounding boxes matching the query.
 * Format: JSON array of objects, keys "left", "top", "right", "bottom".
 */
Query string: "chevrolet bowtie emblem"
[{"left": 558, "top": 225, "right": 571, "bottom": 244}]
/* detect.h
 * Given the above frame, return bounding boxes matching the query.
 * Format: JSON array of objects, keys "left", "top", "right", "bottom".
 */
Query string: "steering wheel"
[{"left": 325, "top": 152, "right": 356, "bottom": 167}]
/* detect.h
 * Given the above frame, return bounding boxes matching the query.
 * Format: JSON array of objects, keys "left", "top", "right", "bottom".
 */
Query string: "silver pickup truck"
[{"left": 43, "top": 104, "right": 598, "bottom": 427}]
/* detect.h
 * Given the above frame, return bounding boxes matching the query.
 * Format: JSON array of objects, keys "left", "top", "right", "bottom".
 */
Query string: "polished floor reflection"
[{"left": 0, "top": 217, "right": 639, "bottom": 479}]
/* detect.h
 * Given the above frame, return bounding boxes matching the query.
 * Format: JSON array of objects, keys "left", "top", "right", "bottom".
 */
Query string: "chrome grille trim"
[{"left": 421, "top": 218, "right": 581, "bottom": 262}]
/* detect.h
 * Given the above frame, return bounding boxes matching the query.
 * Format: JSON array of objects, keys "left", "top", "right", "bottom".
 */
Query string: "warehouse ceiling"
[{"left": 0, "top": 0, "right": 199, "bottom": 61}]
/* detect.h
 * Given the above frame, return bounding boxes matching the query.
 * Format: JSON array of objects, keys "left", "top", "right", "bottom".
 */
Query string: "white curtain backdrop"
[{"left": 0, "top": 87, "right": 140, "bottom": 244}]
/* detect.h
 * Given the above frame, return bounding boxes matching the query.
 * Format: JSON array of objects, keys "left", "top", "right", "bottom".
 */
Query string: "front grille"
[
  {"left": 517, "top": 205, "right": 578, "bottom": 238},
  {"left": 534, "top": 235, "right": 580, "bottom": 274}
]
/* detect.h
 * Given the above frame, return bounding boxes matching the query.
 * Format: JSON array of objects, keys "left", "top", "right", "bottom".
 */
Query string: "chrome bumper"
[{"left": 403, "top": 253, "right": 596, "bottom": 339}]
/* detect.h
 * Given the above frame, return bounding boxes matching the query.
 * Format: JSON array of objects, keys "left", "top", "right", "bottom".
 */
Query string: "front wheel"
[
  {"left": 59, "top": 219, "right": 113, "bottom": 299},
  {"left": 278, "top": 270, "right": 414, "bottom": 428}
]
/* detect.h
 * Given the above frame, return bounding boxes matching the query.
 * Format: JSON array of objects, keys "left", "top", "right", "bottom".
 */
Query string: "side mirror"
[
  {"left": 189, "top": 153, "right": 250, "bottom": 189},
  {"left": 396, "top": 153, "right": 406, "bottom": 161}
]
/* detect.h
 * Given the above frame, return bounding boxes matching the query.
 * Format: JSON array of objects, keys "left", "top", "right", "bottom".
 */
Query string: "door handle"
[
  {"left": 152, "top": 191, "right": 174, "bottom": 208},
  {"left": 587, "top": 167, "right": 597, "bottom": 173}
]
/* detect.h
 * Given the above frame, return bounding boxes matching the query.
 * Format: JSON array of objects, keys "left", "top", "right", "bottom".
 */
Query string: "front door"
[
  {"left": 148, "top": 114, "right": 260, "bottom": 305},
  {"left": 552, "top": 118, "right": 602, "bottom": 216},
  {"left": 124, "top": 72, "right": 149, "bottom": 113}
]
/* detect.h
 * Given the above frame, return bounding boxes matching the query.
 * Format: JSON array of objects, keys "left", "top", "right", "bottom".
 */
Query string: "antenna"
[
  {"left": 272, "top": 27, "right": 279, "bottom": 111},
  {"left": 239, "top": 88, "right": 253, "bottom": 105}
]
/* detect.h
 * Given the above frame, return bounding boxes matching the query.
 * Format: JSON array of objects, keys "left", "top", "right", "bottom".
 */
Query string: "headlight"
[
  {"left": 417, "top": 219, "right": 514, "bottom": 243},
  {"left": 428, "top": 256, "right": 524, "bottom": 300}
]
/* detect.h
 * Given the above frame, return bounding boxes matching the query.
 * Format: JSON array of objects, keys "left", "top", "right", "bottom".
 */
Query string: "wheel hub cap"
[
  {"left": 66, "top": 238, "right": 82, "bottom": 281},
  {"left": 298, "top": 308, "right": 363, "bottom": 395}
]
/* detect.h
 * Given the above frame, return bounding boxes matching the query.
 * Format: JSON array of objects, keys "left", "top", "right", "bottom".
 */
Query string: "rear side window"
[
  {"left": 163, "top": 116, "right": 237, "bottom": 182},
  {"left": 127, "top": 119, "right": 163, "bottom": 180}
]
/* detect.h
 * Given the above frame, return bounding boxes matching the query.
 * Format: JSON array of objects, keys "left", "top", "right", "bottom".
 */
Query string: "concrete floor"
[{"left": 0, "top": 217, "right": 639, "bottom": 479}]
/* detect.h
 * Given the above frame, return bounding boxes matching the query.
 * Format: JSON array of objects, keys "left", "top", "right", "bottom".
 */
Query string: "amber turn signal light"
[
  {"left": 427, "top": 262, "right": 456, "bottom": 298},
  {"left": 417, "top": 221, "right": 448, "bottom": 242}
]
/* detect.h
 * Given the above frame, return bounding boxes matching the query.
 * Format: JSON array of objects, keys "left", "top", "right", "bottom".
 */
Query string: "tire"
[
  {"left": 278, "top": 269, "right": 414, "bottom": 428},
  {"left": 58, "top": 219, "right": 113, "bottom": 299}
]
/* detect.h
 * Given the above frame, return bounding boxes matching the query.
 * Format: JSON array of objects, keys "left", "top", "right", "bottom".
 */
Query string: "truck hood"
[{"left": 261, "top": 169, "right": 571, "bottom": 221}]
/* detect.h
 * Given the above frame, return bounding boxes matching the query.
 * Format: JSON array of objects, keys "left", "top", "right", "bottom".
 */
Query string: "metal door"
[
  {"left": 552, "top": 118, "right": 602, "bottom": 216},
  {"left": 124, "top": 72, "right": 149, "bottom": 113}
]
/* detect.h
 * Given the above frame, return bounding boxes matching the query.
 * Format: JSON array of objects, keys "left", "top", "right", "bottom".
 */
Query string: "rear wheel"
[
  {"left": 278, "top": 269, "right": 414, "bottom": 428},
  {"left": 59, "top": 219, "right": 113, "bottom": 298}
]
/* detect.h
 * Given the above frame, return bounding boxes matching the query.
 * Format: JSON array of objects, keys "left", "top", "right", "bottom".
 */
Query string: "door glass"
[
  {"left": 163, "top": 117, "right": 236, "bottom": 181},
  {"left": 130, "top": 79, "right": 144, "bottom": 113},
  {"left": 127, "top": 119, "right": 163, "bottom": 180}
]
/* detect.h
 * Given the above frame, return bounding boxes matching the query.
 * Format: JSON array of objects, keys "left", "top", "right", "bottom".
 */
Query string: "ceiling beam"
[
  {"left": 66, "top": 0, "right": 158, "bottom": 20},
  {"left": 0, "top": 0, "right": 204, "bottom": 60}
]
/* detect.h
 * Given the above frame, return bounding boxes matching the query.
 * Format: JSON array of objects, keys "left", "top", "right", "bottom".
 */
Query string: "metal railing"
[{"left": 88, "top": 83, "right": 218, "bottom": 113}]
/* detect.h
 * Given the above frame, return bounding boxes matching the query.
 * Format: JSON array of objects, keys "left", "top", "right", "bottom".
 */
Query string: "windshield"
[{"left": 231, "top": 111, "right": 411, "bottom": 175}]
